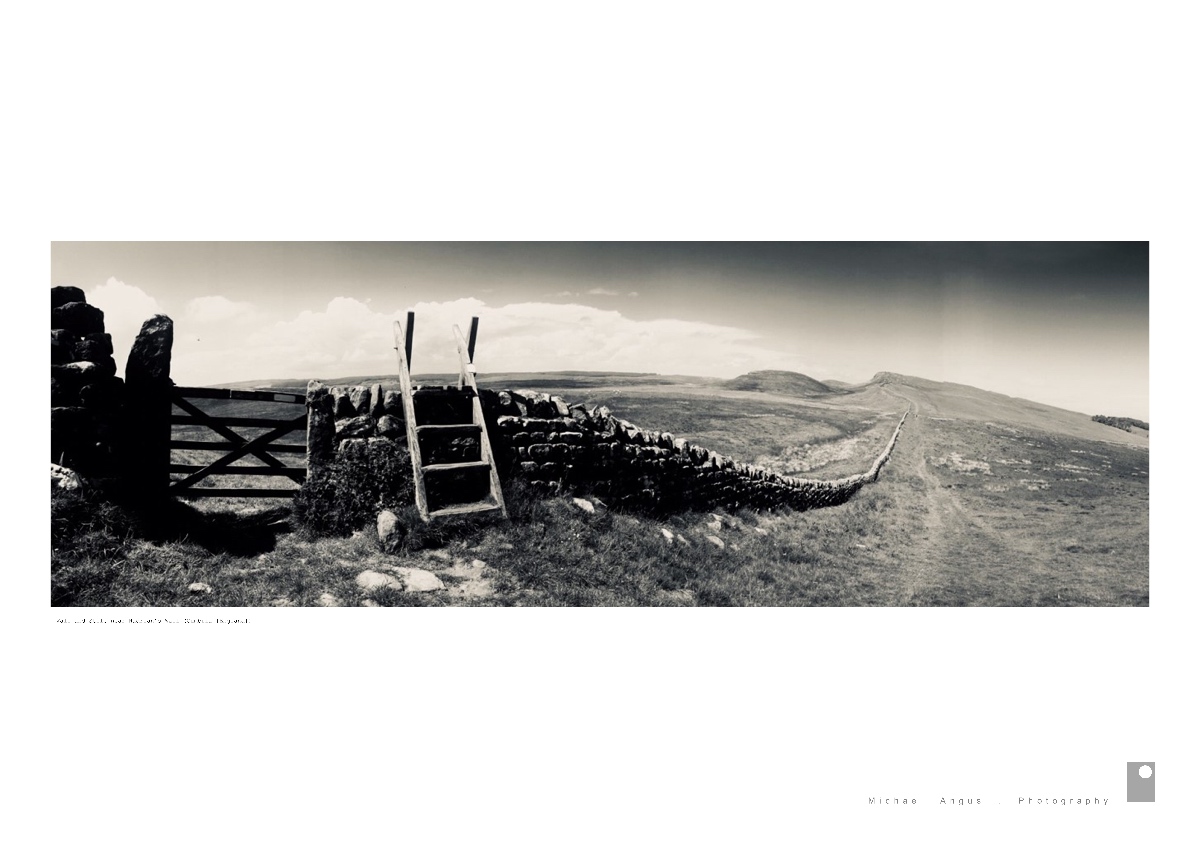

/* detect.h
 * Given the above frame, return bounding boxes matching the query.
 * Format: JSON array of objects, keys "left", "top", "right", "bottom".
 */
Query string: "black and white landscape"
[{"left": 51, "top": 242, "right": 1149, "bottom": 607}]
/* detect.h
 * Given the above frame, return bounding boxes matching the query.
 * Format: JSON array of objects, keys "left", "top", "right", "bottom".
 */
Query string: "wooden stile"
[
  {"left": 393, "top": 314, "right": 507, "bottom": 522},
  {"left": 393, "top": 316, "right": 430, "bottom": 519}
]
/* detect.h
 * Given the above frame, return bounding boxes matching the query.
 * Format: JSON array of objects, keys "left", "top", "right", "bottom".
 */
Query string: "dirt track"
[{"left": 881, "top": 385, "right": 1028, "bottom": 605}]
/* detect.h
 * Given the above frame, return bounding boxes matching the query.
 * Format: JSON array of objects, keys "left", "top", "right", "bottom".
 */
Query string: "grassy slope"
[
  {"left": 722, "top": 370, "right": 845, "bottom": 396},
  {"left": 52, "top": 371, "right": 1149, "bottom": 607}
]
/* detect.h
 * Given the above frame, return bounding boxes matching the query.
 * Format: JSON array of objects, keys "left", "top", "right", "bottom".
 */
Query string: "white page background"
[{"left": 10, "top": 2, "right": 1192, "bottom": 845}]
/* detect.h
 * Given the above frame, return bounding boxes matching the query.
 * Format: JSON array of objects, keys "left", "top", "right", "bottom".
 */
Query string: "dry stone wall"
[
  {"left": 481, "top": 390, "right": 907, "bottom": 513},
  {"left": 51, "top": 285, "right": 175, "bottom": 492},
  {"left": 305, "top": 381, "right": 411, "bottom": 473},
  {"left": 307, "top": 381, "right": 907, "bottom": 515},
  {"left": 51, "top": 287, "right": 126, "bottom": 478}
]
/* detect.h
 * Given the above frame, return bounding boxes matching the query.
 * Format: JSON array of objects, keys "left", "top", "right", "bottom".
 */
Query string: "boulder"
[
  {"left": 568, "top": 404, "right": 592, "bottom": 429},
  {"left": 571, "top": 497, "right": 595, "bottom": 514},
  {"left": 51, "top": 286, "right": 87, "bottom": 309},
  {"left": 52, "top": 301, "right": 106, "bottom": 335},
  {"left": 61, "top": 360, "right": 99, "bottom": 377},
  {"left": 50, "top": 329, "right": 78, "bottom": 364},
  {"left": 375, "top": 415, "right": 405, "bottom": 438},
  {"left": 383, "top": 390, "right": 404, "bottom": 415},
  {"left": 75, "top": 333, "right": 113, "bottom": 362},
  {"left": 51, "top": 365, "right": 83, "bottom": 406},
  {"left": 331, "top": 387, "right": 356, "bottom": 418},
  {"left": 87, "top": 356, "right": 117, "bottom": 378},
  {"left": 377, "top": 509, "right": 406, "bottom": 553},
  {"left": 78, "top": 376, "right": 126, "bottom": 410},
  {"left": 494, "top": 391, "right": 520, "bottom": 416},
  {"left": 349, "top": 385, "right": 370, "bottom": 415},
  {"left": 528, "top": 394, "right": 557, "bottom": 419},
  {"left": 369, "top": 383, "right": 385, "bottom": 417},
  {"left": 509, "top": 393, "right": 530, "bottom": 416},
  {"left": 51, "top": 463, "right": 83, "bottom": 491},
  {"left": 125, "top": 314, "right": 173, "bottom": 384},
  {"left": 335, "top": 415, "right": 375, "bottom": 440},
  {"left": 394, "top": 567, "right": 445, "bottom": 593},
  {"left": 355, "top": 570, "right": 403, "bottom": 591},
  {"left": 85, "top": 332, "right": 114, "bottom": 355}
]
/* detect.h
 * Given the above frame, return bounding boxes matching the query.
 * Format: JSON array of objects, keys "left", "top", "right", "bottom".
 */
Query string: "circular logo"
[{"left": 1139, "top": 765, "right": 1153, "bottom": 779}]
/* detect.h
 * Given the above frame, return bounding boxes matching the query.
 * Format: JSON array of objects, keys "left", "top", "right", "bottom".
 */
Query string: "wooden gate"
[{"left": 169, "top": 386, "right": 307, "bottom": 498}]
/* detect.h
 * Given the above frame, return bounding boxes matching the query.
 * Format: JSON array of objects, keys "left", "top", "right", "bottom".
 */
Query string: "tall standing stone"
[
  {"left": 306, "top": 381, "right": 335, "bottom": 472},
  {"left": 123, "top": 314, "right": 174, "bottom": 499},
  {"left": 125, "top": 315, "right": 174, "bottom": 384}
]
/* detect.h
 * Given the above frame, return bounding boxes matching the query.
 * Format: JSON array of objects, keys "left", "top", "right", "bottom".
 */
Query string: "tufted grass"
[{"left": 50, "top": 476, "right": 922, "bottom": 608}]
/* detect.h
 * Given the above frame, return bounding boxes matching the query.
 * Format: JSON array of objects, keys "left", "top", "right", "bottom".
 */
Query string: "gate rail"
[{"left": 169, "top": 386, "right": 307, "bottom": 498}]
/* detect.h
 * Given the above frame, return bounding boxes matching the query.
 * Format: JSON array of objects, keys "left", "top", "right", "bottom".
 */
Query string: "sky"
[{"left": 50, "top": 242, "right": 1150, "bottom": 419}]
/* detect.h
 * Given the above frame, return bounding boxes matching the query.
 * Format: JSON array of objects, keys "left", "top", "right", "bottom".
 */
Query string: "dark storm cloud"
[
  {"left": 355, "top": 242, "right": 1148, "bottom": 307},
  {"left": 604, "top": 242, "right": 1146, "bottom": 298}
]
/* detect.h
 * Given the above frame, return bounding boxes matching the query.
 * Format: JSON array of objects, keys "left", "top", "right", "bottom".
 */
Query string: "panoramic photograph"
[{"left": 49, "top": 241, "right": 1149, "bottom": 607}]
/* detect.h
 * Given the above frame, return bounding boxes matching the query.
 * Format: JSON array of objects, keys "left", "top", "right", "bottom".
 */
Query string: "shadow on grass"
[{"left": 135, "top": 499, "right": 292, "bottom": 555}]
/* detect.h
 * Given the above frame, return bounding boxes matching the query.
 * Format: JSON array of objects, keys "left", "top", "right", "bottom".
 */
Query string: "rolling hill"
[
  {"left": 866, "top": 371, "right": 1149, "bottom": 446},
  {"left": 722, "top": 370, "right": 845, "bottom": 397}
]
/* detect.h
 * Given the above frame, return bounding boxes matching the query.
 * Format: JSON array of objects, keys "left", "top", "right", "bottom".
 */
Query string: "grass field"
[{"left": 51, "top": 371, "right": 1149, "bottom": 607}]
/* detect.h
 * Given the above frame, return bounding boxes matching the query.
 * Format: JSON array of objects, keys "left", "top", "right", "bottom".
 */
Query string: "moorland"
[{"left": 51, "top": 370, "right": 1149, "bottom": 607}]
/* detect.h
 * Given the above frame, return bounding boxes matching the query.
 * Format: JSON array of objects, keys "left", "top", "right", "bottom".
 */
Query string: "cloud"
[
  {"left": 185, "top": 295, "right": 256, "bottom": 323},
  {"left": 587, "top": 287, "right": 620, "bottom": 296},
  {"left": 169, "top": 295, "right": 812, "bottom": 386},
  {"left": 553, "top": 290, "right": 578, "bottom": 297},
  {"left": 628, "top": 291, "right": 639, "bottom": 297},
  {"left": 78, "top": 282, "right": 820, "bottom": 388},
  {"left": 86, "top": 278, "right": 161, "bottom": 376}
]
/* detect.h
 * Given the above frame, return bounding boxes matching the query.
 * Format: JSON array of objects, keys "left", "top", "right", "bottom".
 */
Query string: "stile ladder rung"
[
  {"left": 428, "top": 500, "right": 503, "bottom": 518},
  {"left": 422, "top": 460, "right": 490, "bottom": 473},
  {"left": 417, "top": 424, "right": 481, "bottom": 432}
]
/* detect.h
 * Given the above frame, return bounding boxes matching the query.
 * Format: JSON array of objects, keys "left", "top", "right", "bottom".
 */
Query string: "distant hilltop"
[
  {"left": 868, "top": 371, "right": 957, "bottom": 391},
  {"left": 1092, "top": 414, "right": 1149, "bottom": 432},
  {"left": 722, "top": 370, "right": 845, "bottom": 396}
]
